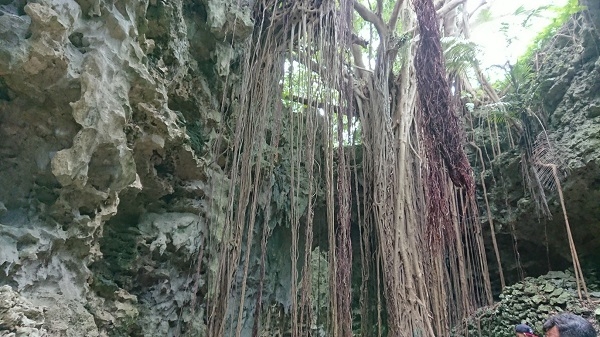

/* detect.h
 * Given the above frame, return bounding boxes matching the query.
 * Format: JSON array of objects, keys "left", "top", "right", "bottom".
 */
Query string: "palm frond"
[
  {"left": 531, "top": 132, "right": 569, "bottom": 191},
  {"left": 475, "top": 101, "right": 522, "bottom": 128},
  {"left": 441, "top": 37, "right": 480, "bottom": 75}
]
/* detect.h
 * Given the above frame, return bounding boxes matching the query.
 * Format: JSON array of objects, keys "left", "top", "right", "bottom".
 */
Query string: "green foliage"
[
  {"left": 186, "top": 120, "right": 206, "bottom": 155},
  {"left": 281, "top": 57, "right": 360, "bottom": 147},
  {"left": 441, "top": 37, "right": 480, "bottom": 75},
  {"left": 493, "top": 61, "right": 536, "bottom": 101},
  {"left": 281, "top": 58, "right": 338, "bottom": 110},
  {"left": 380, "top": 0, "right": 399, "bottom": 24},
  {"left": 493, "top": 0, "right": 583, "bottom": 109},
  {"left": 518, "top": 0, "right": 584, "bottom": 66},
  {"left": 353, "top": 4, "right": 369, "bottom": 34},
  {"left": 515, "top": 4, "right": 553, "bottom": 28},
  {"left": 476, "top": 101, "right": 519, "bottom": 126},
  {"left": 474, "top": 8, "right": 493, "bottom": 26},
  {"left": 499, "top": 4, "right": 553, "bottom": 48},
  {"left": 93, "top": 219, "right": 140, "bottom": 290}
]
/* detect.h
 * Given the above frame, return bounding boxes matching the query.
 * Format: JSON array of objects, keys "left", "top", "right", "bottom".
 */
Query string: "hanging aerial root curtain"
[
  {"left": 202, "top": 0, "right": 493, "bottom": 334},
  {"left": 204, "top": 0, "right": 356, "bottom": 336},
  {"left": 412, "top": 0, "right": 493, "bottom": 334},
  {"left": 413, "top": 0, "right": 474, "bottom": 242}
]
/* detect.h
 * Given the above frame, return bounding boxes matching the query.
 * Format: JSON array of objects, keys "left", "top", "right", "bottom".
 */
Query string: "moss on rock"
[{"left": 453, "top": 270, "right": 599, "bottom": 337}]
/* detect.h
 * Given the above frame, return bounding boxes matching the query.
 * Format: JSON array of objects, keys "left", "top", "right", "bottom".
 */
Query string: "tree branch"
[
  {"left": 284, "top": 94, "right": 342, "bottom": 115},
  {"left": 467, "top": 0, "right": 488, "bottom": 19},
  {"left": 352, "top": 33, "right": 369, "bottom": 48},
  {"left": 403, "top": 0, "right": 467, "bottom": 37},
  {"left": 387, "top": 0, "right": 405, "bottom": 34},
  {"left": 436, "top": 0, "right": 466, "bottom": 18},
  {"left": 352, "top": 44, "right": 371, "bottom": 80},
  {"left": 288, "top": 51, "right": 355, "bottom": 91},
  {"left": 354, "top": 0, "right": 387, "bottom": 40}
]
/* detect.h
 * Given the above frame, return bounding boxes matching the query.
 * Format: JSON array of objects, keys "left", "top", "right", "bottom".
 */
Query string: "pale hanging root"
[
  {"left": 333, "top": 4, "right": 354, "bottom": 336},
  {"left": 324, "top": 112, "right": 338, "bottom": 336},
  {"left": 470, "top": 142, "right": 506, "bottom": 290},
  {"left": 537, "top": 162, "right": 589, "bottom": 300},
  {"left": 202, "top": 0, "right": 495, "bottom": 334}
]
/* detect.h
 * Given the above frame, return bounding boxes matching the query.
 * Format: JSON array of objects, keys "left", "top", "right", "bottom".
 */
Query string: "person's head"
[
  {"left": 543, "top": 313, "right": 597, "bottom": 337},
  {"left": 516, "top": 323, "right": 536, "bottom": 337}
]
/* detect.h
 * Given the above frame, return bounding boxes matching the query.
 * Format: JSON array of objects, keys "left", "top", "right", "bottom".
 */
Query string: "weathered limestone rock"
[
  {"left": 0, "top": 285, "right": 47, "bottom": 337},
  {"left": 0, "top": 0, "right": 252, "bottom": 335}
]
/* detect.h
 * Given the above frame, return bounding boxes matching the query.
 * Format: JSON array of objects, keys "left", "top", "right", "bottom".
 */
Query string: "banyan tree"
[{"left": 200, "top": 0, "right": 493, "bottom": 335}]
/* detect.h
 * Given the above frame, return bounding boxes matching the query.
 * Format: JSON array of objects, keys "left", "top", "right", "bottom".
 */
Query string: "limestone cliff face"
[
  {"left": 0, "top": 0, "right": 252, "bottom": 335},
  {"left": 478, "top": 6, "right": 600, "bottom": 290}
]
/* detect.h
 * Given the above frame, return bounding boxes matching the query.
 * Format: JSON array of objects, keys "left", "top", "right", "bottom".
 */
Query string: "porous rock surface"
[
  {"left": 477, "top": 6, "right": 600, "bottom": 288},
  {"left": 0, "top": 0, "right": 252, "bottom": 335},
  {"left": 0, "top": 285, "right": 47, "bottom": 337},
  {"left": 453, "top": 270, "right": 600, "bottom": 337}
]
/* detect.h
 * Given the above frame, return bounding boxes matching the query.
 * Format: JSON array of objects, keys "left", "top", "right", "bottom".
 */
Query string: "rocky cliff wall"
[
  {"left": 476, "top": 4, "right": 600, "bottom": 291},
  {"left": 0, "top": 0, "right": 255, "bottom": 335}
]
